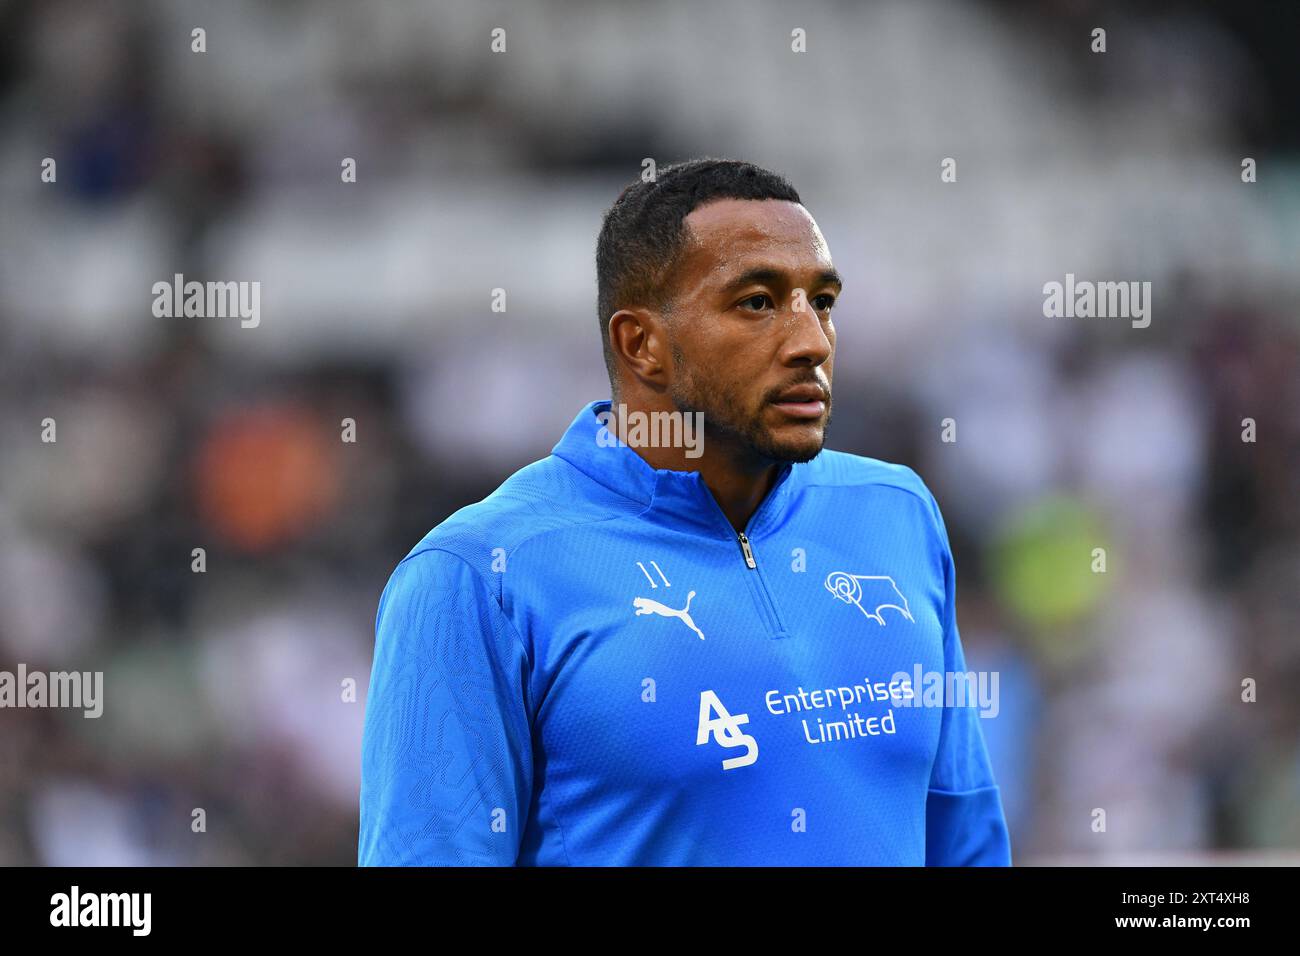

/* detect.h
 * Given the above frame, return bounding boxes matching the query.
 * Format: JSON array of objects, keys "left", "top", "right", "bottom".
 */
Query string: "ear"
[{"left": 608, "top": 307, "right": 670, "bottom": 388}]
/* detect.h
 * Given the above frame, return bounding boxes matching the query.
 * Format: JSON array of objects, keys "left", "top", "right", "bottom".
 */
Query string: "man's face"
[{"left": 663, "top": 198, "right": 838, "bottom": 464}]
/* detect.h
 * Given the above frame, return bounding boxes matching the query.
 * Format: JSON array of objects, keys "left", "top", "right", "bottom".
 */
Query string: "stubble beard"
[{"left": 668, "top": 342, "right": 830, "bottom": 464}]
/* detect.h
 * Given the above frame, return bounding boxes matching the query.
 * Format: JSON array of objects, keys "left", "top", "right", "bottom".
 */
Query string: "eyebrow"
[{"left": 716, "top": 266, "right": 843, "bottom": 299}]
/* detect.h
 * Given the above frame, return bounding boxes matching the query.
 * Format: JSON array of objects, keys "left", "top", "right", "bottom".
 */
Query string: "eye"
[
  {"left": 739, "top": 293, "right": 774, "bottom": 312},
  {"left": 811, "top": 293, "right": 836, "bottom": 312}
]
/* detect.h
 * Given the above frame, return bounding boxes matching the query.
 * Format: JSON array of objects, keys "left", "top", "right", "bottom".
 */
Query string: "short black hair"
[{"left": 595, "top": 158, "right": 803, "bottom": 391}]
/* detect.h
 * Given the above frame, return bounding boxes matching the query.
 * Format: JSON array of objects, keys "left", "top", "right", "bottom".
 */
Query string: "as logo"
[{"left": 696, "top": 690, "right": 758, "bottom": 770}]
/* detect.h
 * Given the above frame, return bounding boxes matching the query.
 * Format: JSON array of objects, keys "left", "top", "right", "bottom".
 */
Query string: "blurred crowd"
[{"left": 0, "top": 0, "right": 1297, "bottom": 864}]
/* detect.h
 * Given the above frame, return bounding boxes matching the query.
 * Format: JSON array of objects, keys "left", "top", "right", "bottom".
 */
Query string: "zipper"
[
  {"left": 695, "top": 463, "right": 795, "bottom": 639},
  {"left": 737, "top": 532, "right": 757, "bottom": 569},
  {"left": 733, "top": 529, "right": 790, "bottom": 638}
]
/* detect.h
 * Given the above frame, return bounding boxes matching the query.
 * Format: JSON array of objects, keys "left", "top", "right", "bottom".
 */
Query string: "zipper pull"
[{"left": 737, "top": 532, "right": 757, "bottom": 569}]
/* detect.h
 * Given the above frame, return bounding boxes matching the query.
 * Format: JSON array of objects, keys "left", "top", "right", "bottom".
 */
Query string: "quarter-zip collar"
[{"left": 551, "top": 399, "right": 804, "bottom": 541}]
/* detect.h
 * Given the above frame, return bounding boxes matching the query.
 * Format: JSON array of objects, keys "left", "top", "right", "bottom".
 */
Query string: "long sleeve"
[
  {"left": 358, "top": 548, "right": 535, "bottom": 865},
  {"left": 922, "top": 489, "right": 1013, "bottom": 867}
]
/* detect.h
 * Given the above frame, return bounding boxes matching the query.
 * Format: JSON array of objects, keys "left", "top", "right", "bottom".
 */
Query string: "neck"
[{"left": 606, "top": 398, "right": 781, "bottom": 533}]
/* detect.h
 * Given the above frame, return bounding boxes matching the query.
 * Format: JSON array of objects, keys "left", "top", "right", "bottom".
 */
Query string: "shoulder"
[
  {"left": 392, "top": 452, "right": 637, "bottom": 591},
  {"left": 802, "top": 448, "right": 936, "bottom": 509},
  {"left": 801, "top": 447, "right": 951, "bottom": 548}
]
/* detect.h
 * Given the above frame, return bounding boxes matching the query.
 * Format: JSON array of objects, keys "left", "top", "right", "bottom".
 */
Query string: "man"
[{"left": 359, "top": 158, "right": 1012, "bottom": 866}]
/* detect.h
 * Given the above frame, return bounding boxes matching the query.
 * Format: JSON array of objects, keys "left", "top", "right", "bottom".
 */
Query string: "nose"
[{"left": 781, "top": 288, "right": 833, "bottom": 367}]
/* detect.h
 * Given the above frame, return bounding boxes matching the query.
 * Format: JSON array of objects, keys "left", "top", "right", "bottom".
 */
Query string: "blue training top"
[{"left": 359, "top": 399, "right": 1012, "bottom": 866}]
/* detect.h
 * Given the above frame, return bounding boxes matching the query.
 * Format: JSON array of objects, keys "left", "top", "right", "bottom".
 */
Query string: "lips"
[
  {"left": 771, "top": 383, "right": 829, "bottom": 420},
  {"left": 772, "top": 384, "right": 828, "bottom": 404}
]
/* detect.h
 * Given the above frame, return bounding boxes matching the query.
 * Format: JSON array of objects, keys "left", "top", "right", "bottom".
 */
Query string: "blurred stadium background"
[{"left": 0, "top": 0, "right": 1297, "bottom": 865}]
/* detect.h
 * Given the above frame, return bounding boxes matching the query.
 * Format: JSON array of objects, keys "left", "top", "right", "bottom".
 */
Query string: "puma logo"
[{"left": 633, "top": 590, "right": 705, "bottom": 640}]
